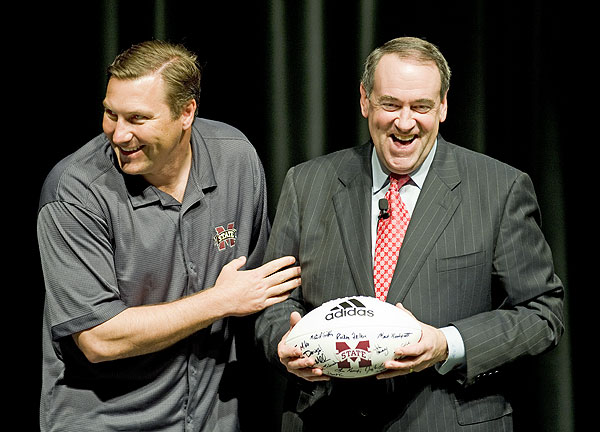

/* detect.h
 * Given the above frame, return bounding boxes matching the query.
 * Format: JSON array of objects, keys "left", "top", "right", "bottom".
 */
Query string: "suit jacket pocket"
[
  {"left": 434, "top": 250, "right": 491, "bottom": 318},
  {"left": 437, "top": 250, "right": 486, "bottom": 272},
  {"left": 452, "top": 370, "right": 512, "bottom": 425},
  {"left": 453, "top": 389, "right": 512, "bottom": 425}
]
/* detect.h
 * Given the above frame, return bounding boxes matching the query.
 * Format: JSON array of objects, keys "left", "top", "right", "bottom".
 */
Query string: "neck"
[
  {"left": 144, "top": 133, "right": 193, "bottom": 203},
  {"left": 154, "top": 163, "right": 191, "bottom": 203}
]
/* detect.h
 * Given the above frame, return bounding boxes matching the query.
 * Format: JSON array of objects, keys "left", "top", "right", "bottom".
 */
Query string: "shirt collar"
[
  {"left": 372, "top": 139, "right": 437, "bottom": 194},
  {"left": 184, "top": 119, "right": 217, "bottom": 203},
  {"left": 120, "top": 119, "right": 217, "bottom": 209}
]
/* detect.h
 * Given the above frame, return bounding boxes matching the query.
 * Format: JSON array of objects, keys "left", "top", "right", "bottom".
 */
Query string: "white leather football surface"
[{"left": 286, "top": 296, "right": 422, "bottom": 378}]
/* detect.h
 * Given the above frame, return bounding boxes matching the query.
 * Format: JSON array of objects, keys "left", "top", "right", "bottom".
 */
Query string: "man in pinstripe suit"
[{"left": 255, "top": 37, "right": 564, "bottom": 431}]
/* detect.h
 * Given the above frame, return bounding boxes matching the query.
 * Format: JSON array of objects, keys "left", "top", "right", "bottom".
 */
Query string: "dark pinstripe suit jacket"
[{"left": 256, "top": 136, "right": 564, "bottom": 431}]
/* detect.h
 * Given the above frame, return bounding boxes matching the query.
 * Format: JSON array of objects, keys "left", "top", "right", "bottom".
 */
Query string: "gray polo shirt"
[{"left": 37, "top": 118, "right": 270, "bottom": 431}]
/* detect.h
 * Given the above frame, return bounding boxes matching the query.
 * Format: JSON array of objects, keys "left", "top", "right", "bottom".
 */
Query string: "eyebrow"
[
  {"left": 102, "top": 100, "right": 119, "bottom": 113},
  {"left": 376, "top": 95, "right": 436, "bottom": 106},
  {"left": 102, "top": 100, "right": 154, "bottom": 118}
]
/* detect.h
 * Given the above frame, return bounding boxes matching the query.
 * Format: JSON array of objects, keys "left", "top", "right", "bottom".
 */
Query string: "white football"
[{"left": 286, "top": 296, "right": 422, "bottom": 378}]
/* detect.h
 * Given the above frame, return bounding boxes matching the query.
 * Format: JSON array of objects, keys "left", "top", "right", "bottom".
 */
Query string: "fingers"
[
  {"left": 278, "top": 326, "right": 310, "bottom": 370},
  {"left": 278, "top": 312, "right": 330, "bottom": 382},
  {"left": 376, "top": 350, "right": 423, "bottom": 379},
  {"left": 267, "top": 264, "right": 301, "bottom": 285},
  {"left": 245, "top": 256, "right": 302, "bottom": 296},
  {"left": 258, "top": 256, "right": 298, "bottom": 277},
  {"left": 258, "top": 263, "right": 301, "bottom": 303},
  {"left": 260, "top": 274, "right": 301, "bottom": 310},
  {"left": 289, "top": 311, "right": 302, "bottom": 327},
  {"left": 395, "top": 302, "right": 417, "bottom": 320},
  {"left": 267, "top": 268, "right": 302, "bottom": 295},
  {"left": 225, "top": 256, "right": 297, "bottom": 278},
  {"left": 262, "top": 289, "right": 296, "bottom": 308},
  {"left": 224, "top": 255, "right": 247, "bottom": 271},
  {"left": 292, "top": 366, "right": 330, "bottom": 382},
  {"left": 395, "top": 341, "right": 424, "bottom": 358},
  {"left": 279, "top": 336, "right": 302, "bottom": 359},
  {"left": 377, "top": 325, "right": 448, "bottom": 379},
  {"left": 280, "top": 312, "right": 302, "bottom": 347},
  {"left": 376, "top": 364, "right": 414, "bottom": 380},
  {"left": 282, "top": 354, "right": 330, "bottom": 382},
  {"left": 227, "top": 256, "right": 301, "bottom": 290}
]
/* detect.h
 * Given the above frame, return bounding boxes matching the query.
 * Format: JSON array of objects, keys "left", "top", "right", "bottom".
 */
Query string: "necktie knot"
[{"left": 389, "top": 174, "right": 410, "bottom": 191}]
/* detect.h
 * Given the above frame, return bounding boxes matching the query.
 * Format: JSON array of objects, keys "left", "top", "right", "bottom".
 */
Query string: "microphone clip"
[{"left": 378, "top": 198, "right": 390, "bottom": 220}]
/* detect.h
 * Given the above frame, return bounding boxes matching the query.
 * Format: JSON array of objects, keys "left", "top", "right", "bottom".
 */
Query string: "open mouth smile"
[
  {"left": 391, "top": 134, "right": 417, "bottom": 145},
  {"left": 119, "top": 145, "right": 144, "bottom": 156}
]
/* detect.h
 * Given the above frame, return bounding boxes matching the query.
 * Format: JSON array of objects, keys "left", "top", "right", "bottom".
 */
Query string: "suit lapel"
[
  {"left": 387, "top": 138, "right": 462, "bottom": 304},
  {"left": 332, "top": 143, "right": 375, "bottom": 297}
]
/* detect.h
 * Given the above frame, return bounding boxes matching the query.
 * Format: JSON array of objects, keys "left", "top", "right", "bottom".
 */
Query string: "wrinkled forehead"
[
  {"left": 104, "top": 75, "right": 169, "bottom": 111},
  {"left": 373, "top": 55, "right": 443, "bottom": 101}
]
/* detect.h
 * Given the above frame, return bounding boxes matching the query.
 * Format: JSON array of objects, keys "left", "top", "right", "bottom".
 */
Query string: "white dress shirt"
[{"left": 370, "top": 141, "right": 465, "bottom": 375}]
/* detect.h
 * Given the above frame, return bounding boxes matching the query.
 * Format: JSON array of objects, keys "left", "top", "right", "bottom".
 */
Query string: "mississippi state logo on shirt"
[{"left": 213, "top": 222, "right": 237, "bottom": 251}]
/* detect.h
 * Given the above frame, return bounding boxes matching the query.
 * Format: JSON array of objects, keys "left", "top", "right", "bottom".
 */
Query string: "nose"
[
  {"left": 104, "top": 116, "right": 133, "bottom": 145},
  {"left": 393, "top": 107, "right": 416, "bottom": 132}
]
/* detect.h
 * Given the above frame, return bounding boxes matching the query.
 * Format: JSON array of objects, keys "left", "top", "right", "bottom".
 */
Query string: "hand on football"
[
  {"left": 278, "top": 311, "right": 331, "bottom": 382},
  {"left": 377, "top": 303, "right": 448, "bottom": 380}
]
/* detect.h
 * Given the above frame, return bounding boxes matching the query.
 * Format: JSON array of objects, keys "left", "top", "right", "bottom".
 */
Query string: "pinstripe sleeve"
[
  {"left": 451, "top": 171, "right": 564, "bottom": 384},
  {"left": 255, "top": 167, "right": 306, "bottom": 368}
]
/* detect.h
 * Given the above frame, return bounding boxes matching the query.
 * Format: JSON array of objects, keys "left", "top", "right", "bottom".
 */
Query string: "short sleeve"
[{"left": 38, "top": 201, "right": 127, "bottom": 341}]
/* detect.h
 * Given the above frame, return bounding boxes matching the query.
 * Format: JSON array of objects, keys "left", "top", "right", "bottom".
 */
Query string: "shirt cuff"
[{"left": 435, "top": 325, "right": 466, "bottom": 375}]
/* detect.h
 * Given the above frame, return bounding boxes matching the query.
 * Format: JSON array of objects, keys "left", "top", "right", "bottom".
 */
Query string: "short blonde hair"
[{"left": 107, "top": 40, "right": 201, "bottom": 118}]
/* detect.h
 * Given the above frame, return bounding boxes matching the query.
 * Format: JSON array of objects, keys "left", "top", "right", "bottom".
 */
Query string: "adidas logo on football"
[{"left": 325, "top": 298, "right": 375, "bottom": 321}]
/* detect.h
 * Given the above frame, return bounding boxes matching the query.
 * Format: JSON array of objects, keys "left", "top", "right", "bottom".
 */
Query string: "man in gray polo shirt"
[{"left": 37, "top": 40, "right": 300, "bottom": 431}]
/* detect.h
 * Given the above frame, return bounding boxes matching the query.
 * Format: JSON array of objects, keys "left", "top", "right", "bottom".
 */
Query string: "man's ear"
[
  {"left": 439, "top": 91, "right": 448, "bottom": 123},
  {"left": 181, "top": 99, "right": 197, "bottom": 129},
  {"left": 359, "top": 83, "right": 370, "bottom": 119}
]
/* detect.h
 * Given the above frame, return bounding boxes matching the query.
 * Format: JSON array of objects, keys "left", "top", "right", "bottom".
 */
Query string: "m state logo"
[
  {"left": 213, "top": 222, "right": 237, "bottom": 251},
  {"left": 335, "top": 340, "right": 372, "bottom": 368}
]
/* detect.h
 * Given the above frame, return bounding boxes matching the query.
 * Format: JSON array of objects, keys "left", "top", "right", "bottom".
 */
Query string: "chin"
[
  {"left": 119, "top": 163, "right": 147, "bottom": 176},
  {"left": 387, "top": 159, "right": 417, "bottom": 175}
]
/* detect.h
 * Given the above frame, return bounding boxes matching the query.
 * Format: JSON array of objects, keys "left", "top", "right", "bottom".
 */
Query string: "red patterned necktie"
[{"left": 374, "top": 174, "right": 411, "bottom": 301}]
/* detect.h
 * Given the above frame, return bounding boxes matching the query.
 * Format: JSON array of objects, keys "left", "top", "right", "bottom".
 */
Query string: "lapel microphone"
[{"left": 378, "top": 198, "right": 390, "bottom": 220}]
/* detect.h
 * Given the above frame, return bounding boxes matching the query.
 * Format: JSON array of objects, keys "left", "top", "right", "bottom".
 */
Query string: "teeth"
[
  {"left": 121, "top": 146, "right": 142, "bottom": 153},
  {"left": 393, "top": 135, "right": 415, "bottom": 142}
]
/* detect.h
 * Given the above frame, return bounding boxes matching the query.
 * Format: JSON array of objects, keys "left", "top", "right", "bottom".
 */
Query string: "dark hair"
[{"left": 361, "top": 37, "right": 451, "bottom": 100}]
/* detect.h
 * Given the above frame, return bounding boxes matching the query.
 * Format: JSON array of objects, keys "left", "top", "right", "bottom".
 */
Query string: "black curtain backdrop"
[{"left": 14, "top": 1, "right": 591, "bottom": 430}]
